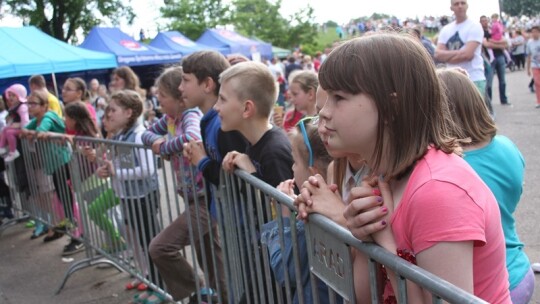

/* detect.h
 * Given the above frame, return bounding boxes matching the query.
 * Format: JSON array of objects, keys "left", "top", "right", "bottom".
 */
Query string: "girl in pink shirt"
[
  {"left": 0, "top": 84, "right": 29, "bottom": 162},
  {"left": 304, "top": 34, "right": 510, "bottom": 303}
]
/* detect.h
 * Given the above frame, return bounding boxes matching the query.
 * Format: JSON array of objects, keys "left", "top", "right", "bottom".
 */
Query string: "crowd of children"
[{"left": 1, "top": 23, "right": 538, "bottom": 303}]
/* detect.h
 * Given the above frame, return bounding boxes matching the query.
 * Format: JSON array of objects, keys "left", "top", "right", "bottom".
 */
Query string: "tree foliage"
[
  {"left": 232, "top": 0, "right": 317, "bottom": 50},
  {"left": 501, "top": 0, "right": 540, "bottom": 17},
  {"left": 161, "top": 0, "right": 230, "bottom": 40},
  {"left": 4, "top": 0, "right": 134, "bottom": 42}
]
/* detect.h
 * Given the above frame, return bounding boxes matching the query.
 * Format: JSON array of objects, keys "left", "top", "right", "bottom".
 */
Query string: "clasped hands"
[{"left": 294, "top": 174, "right": 393, "bottom": 243}]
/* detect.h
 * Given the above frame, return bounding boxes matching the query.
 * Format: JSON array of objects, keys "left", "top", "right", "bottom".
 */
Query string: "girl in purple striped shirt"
[{"left": 141, "top": 66, "right": 223, "bottom": 303}]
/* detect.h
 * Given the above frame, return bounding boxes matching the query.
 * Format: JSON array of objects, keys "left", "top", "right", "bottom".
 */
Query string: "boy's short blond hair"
[{"left": 219, "top": 61, "right": 276, "bottom": 118}]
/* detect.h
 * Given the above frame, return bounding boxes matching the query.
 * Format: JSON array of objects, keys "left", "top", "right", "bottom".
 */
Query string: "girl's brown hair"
[
  {"left": 28, "top": 90, "right": 50, "bottom": 107},
  {"left": 109, "top": 90, "right": 144, "bottom": 132},
  {"left": 438, "top": 69, "right": 496, "bottom": 145},
  {"left": 155, "top": 66, "right": 183, "bottom": 101},
  {"left": 291, "top": 71, "right": 319, "bottom": 94},
  {"left": 112, "top": 66, "right": 141, "bottom": 91},
  {"left": 319, "top": 33, "right": 459, "bottom": 180},
  {"left": 64, "top": 101, "right": 99, "bottom": 137}
]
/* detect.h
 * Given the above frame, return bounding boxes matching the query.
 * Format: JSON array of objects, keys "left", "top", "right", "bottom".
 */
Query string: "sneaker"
[
  {"left": 62, "top": 239, "right": 85, "bottom": 256},
  {"left": 536, "top": 104, "right": 540, "bottom": 109},
  {"left": 54, "top": 219, "right": 73, "bottom": 232},
  {"left": 3, "top": 150, "right": 19, "bottom": 162},
  {"left": 43, "top": 231, "right": 64, "bottom": 243},
  {"left": 0, "top": 147, "right": 7, "bottom": 156},
  {"left": 25, "top": 220, "right": 36, "bottom": 228},
  {"left": 501, "top": 103, "right": 513, "bottom": 107},
  {"left": 532, "top": 262, "right": 540, "bottom": 273}
]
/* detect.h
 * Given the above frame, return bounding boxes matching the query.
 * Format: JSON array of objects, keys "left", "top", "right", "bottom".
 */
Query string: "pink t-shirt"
[
  {"left": 390, "top": 148, "right": 510, "bottom": 303},
  {"left": 491, "top": 21, "right": 504, "bottom": 41}
]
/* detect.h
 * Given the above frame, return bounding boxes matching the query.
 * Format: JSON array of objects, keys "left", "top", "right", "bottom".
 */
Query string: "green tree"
[
  {"left": 232, "top": 0, "right": 288, "bottom": 47},
  {"left": 325, "top": 20, "right": 338, "bottom": 28},
  {"left": 161, "top": 0, "right": 230, "bottom": 40},
  {"left": 501, "top": 0, "right": 540, "bottom": 17},
  {"left": 4, "top": 0, "right": 134, "bottom": 42},
  {"left": 232, "top": 0, "right": 317, "bottom": 50},
  {"left": 286, "top": 6, "right": 318, "bottom": 51}
]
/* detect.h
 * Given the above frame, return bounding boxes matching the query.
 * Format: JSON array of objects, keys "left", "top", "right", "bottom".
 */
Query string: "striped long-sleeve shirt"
[
  {"left": 141, "top": 108, "right": 203, "bottom": 154},
  {"left": 142, "top": 108, "right": 204, "bottom": 197}
]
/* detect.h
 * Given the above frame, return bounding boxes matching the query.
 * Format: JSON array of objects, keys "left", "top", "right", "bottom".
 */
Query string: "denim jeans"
[{"left": 487, "top": 54, "right": 509, "bottom": 104}]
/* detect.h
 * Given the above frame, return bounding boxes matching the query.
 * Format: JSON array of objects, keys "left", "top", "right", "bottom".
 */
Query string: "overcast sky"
[{"left": 1, "top": 0, "right": 500, "bottom": 39}]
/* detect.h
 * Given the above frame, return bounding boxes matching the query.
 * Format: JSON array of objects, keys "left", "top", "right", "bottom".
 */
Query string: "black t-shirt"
[{"left": 246, "top": 126, "right": 293, "bottom": 188}]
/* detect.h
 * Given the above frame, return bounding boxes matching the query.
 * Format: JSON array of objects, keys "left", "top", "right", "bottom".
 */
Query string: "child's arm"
[
  {"left": 261, "top": 218, "right": 307, "bottom": 287},
  {"left": 196, "top": 130, "right": 247, "bottom": 187},
  {"left": 141, "top": 115, "right": 169, "bottom": 147},
  {"left": 159, "top": 110, "right": 201, "bottom": 155}
]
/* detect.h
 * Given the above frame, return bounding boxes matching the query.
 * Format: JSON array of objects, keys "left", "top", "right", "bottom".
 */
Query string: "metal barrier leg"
[
  {"left": 55, "top": 256, "right": 124, "bottom": 295},
  {"left": 0, "top": 214, "right": 30, "bottom": 232}
]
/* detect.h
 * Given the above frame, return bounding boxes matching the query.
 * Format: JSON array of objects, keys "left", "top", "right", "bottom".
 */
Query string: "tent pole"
[{"left": 51, "top": 72, "right": 59, "bottom": 97}]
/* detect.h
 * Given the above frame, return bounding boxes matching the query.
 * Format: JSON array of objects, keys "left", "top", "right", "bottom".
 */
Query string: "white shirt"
[{"left": 438, "top": 18, "right": 485, "bottom": 81}]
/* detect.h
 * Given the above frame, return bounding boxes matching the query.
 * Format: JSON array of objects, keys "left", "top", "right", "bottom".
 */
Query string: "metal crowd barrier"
[
  {"left": 1, "top": 149, "right": 30, "bottom": 232},
  {"left": 217, "top": 170, "right": 488, "bottom": 304},
  {"left": 6, "top": 134, "right": 487, "bottom": 303}
]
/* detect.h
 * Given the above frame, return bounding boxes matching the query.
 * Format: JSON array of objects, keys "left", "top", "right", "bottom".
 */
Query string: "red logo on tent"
[
  {"left": 171, "top": 36, "right": 195, "bottom": 47},
  {"left": 120, "top": 40, "right": 147, "bottom": 51}
]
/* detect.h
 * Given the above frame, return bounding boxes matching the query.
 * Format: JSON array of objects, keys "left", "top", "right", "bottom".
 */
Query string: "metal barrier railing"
[
  {"left": 218, "top": 169, "right": 488, "bottom": 304},
  {"left": 5, "top": 134, "right": 488, "bottom": 303}
]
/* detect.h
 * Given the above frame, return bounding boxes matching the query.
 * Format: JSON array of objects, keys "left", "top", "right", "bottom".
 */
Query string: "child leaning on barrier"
[
  {"left": 142, "top": 66, "right": 216, "bottom": 304},
  {"left": 83, "top": 108, "right": 124, "bottom": 257},
  {"left": 51, "top": 101, "right": 101, "bottom": 256},
  {"left": 300, "top": 34, "right": 510, "bottom": 303},
  {"left": 180, "top": 50, "right": 247, "bottom": 302},
  {"left": 260, "top": 116, "right": 339, "bottom": 304},
  {"left": 21, "top": 90, "right": 71, "bottom": 243},
  {"left": 218, "top": 61, "right": 294, "bottom": 303},
  {"left": 95, "top": 90, "right": 161, "bottom": 302}
]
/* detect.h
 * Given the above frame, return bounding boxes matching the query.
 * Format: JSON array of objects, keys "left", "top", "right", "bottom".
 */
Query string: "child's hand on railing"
[
  {"left": 151, "top": 138, "right": 166, "bottom": 155},
  {"left": 183, "top": 140, "right": 206, "bottom": 166},
  {"left": 96, "top": 160, "right": 114, "bottom": 178},
  {"left": 297, "top": 174, "right": 345, "bottom": 226},
  {"left": 343, "top": 176, "right": 392, "bottom": 243},
  {"left": 36, "top": 131, "right": 51, "bottom": 140},
  {"left": 82, "top": 146, "right": 96, "bottom": 162},
  {"left": 20, "top": 129, "right": 35, "bottom": 139}
]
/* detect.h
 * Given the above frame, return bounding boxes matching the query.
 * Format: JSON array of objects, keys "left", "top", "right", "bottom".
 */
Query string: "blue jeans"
[{"left": 487, "top": 54, "right": 509, "bottom": 104}]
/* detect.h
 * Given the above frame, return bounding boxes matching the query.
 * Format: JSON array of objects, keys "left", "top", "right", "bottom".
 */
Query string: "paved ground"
[{"left": 0, "top": 69, "right": 539, "bottom": 303}]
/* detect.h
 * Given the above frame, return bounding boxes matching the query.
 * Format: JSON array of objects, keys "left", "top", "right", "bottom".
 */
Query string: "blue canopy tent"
[
  {"left": 196, "top": 29, "right": 273, "bottom": 59},
  {"left": 0, "top": 26, "right": 117, "bottom": 94},
  {"left": 150, "top": 31, "right": 227, "bottom": 55},
  {"left": 80, "top": 27, "right": 183, "bottom": 66}
]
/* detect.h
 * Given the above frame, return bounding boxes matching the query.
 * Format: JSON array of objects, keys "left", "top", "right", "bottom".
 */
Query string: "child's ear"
[
  {"left": 243, "top": 100, "right": 256, "bottom": 118},
  {"left": 202, "top": 77, "right": 216, "bottom": 94}
]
